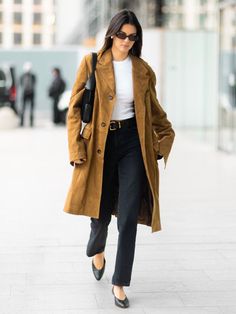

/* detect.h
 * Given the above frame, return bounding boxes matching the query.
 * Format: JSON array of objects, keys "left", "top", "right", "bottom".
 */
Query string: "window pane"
[
  {"left": 13, "top": 12, "right": 22, "bottom": 24},
  {"left": 33, "top": 13, "right": 42, "bottom": 25},
  {"left": 33, "top": 33, "right": 41, "bottom": 44},
  {"left": 199, "top": 13, "right": 206, "bottom": 29},
  {"left": 14, "top": 32, "right": 22, "bottom": 44}
]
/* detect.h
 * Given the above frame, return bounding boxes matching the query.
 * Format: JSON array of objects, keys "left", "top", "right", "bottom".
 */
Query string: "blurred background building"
[
  {"left": 218, "top": 0, "right": 236, "bottom": 152},
  {"left": 0, "top": 0, "right": 236, "bottom": 152},
  {"left": 0, "top": 0, "right": 56, "bottom": 48},
  {"left": 82, "top": 0, "right": 217, "bottom": 43}
]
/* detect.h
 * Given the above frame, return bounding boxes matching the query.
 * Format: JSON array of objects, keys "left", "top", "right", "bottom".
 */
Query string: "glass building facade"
[
  {"left": 218, "top": 0, "right": 236, "bottom": 152},
  {"left": 83, "top": 0, "right": 218, "bottom": 39}
]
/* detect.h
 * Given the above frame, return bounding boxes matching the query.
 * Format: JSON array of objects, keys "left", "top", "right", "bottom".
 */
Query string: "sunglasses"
[{"left": 115, "top": 31, "right": 139, "bottom": 42}]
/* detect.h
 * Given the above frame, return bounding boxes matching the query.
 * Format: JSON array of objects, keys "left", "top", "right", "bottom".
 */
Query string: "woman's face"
[{"left": 112, "top": 23, "right": 137, "bottom": 54}]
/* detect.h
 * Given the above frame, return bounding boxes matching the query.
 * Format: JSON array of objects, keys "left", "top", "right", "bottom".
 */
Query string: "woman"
[
  {"left": 48, "top": 68, "right": 66, "bottom": 124},
  {"left": 64, "top": 9, "right": 175, "bottom": 309}
]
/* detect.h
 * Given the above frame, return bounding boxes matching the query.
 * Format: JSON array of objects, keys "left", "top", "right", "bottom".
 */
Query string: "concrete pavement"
[{"left": 0, "top": 123, "right": 236, "bottom": 314}]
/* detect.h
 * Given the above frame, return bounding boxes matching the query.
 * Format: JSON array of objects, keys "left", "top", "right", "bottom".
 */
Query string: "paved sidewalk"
[{"left": 0, "top": 125, "right": 236, "bottom": 314}]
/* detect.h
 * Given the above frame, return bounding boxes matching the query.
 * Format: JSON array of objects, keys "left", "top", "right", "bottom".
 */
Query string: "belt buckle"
[{"left": 109, "top": 120, "right": 121, "bottom": 131}]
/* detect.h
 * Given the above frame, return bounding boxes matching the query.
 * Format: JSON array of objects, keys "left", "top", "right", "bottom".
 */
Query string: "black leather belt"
[{"left": 109, "top": 117, "right": 136, "bottom": 131}]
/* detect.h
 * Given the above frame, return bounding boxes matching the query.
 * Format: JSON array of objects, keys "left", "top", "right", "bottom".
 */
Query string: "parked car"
[{"left": 0, "top": 65, "right": 17, "bottom": 114}]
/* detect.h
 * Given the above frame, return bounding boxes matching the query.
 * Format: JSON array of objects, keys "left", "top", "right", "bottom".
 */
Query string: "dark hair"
[
  {"left": 53, "top": 67, "right": 61, "bottom": 76},
  {"left": 101, "top": 9, "right": 142, "bottom": 58}
]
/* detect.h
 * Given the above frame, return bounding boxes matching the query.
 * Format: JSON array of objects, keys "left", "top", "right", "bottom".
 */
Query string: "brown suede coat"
[{"left": 63, "top": 48, "right": 175, "bottom": 232}]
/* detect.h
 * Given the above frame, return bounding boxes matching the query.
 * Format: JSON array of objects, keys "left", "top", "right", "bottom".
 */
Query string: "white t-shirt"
[{"left": 111, "top": 56, "right": 135, "bottom": 120}]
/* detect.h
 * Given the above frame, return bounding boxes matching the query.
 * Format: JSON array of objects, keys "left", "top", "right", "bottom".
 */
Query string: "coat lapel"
[
  {"left": 131, "top": 54, "right": 150, "bottom": 146},
  {"left": 131, "top": 54, "right": 150, "bottom": 101},
  {"left": 96, "top": 49, "right": 116, "bottom": 94}
]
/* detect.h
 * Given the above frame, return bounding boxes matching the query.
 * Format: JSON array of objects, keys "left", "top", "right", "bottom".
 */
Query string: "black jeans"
[
  {"left": 86, "top": 117, "right": 145, "bottom": 286},
  {"left": 53, "top": 97, "right": 61, "bottom": 124},
  {"left": 20, "top": 93, "right": 35, "bottom": 127}
]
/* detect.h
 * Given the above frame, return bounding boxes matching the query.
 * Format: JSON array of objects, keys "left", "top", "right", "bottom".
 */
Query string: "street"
[{"left": 0, "top": 124, "right": 236, "bottom": 314}]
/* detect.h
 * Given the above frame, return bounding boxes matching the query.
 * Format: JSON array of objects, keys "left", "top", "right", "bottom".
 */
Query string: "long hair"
[{"left": 100, "top": 9, "right": 143, "bottom": 58}]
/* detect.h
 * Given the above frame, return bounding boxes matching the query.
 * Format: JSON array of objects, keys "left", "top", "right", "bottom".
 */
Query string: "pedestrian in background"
[
  {"left": 64, "top": 9, "right": 175, "bottom": 309},
  {"left": 19, "top": 62, "right": 36, "bottom": 127},
  {"left": 48, "top": 67, "right": 66, "bottom": 124}
]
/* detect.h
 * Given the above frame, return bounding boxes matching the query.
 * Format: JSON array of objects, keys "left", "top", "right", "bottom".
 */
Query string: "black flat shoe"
[
  {"left": 91, "top": 257, "right": 106, "bottom": 281},
  {"left": 112, "top": 286, "right": 129, "bottom": 308}
]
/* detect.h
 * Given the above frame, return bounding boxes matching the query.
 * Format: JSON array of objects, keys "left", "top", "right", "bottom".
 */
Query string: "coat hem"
[{"left": 63, "top": 208, "right": 161, "bottom": 233}]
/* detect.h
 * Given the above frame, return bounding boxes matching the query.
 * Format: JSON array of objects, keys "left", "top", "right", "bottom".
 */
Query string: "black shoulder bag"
[{"left": 80, "top": 52, "right": 97, "bottom": 123}]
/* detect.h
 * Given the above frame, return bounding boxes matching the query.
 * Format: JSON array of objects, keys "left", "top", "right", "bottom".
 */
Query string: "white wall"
[
  {"left": 56, "top": 0, "right": 84, "bottom": 44},
  {"left": 142, "top": 28, "right": 165, "bottom": 103},
  {"left": 137, "top": 29, "right": 218, "bottom": 128},
  {"left": 95, "top": 27, "right": 106, "bottom": 51},
  {"left": 163, "top": 31, "right": 218, "bottom": 128}
]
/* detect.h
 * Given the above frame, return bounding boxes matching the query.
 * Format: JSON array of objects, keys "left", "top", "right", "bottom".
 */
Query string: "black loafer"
[
  {"left": 91, "top": 257, "right": 106, "bottom": 281},
  {"left": 112, "top": 286, "right": 129, "bottom": 308}
]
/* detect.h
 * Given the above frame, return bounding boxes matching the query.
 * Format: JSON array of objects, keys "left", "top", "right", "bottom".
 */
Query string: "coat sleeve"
[
  {"left": 67, "top": 55, "right": 89, "bottom": 165},
  {"left": 149, "top": 68, "right": 175, "bottom": 167}
]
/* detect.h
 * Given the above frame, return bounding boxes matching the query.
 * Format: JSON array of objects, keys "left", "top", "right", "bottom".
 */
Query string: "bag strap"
[
  {"left": 91, "top": 52, "right": 97, "bottom": 74},
  {"left": 84, "top": 52, "right": 97, "bottom": 90}
]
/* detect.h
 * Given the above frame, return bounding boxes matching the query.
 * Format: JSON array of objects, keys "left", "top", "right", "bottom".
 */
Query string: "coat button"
[
  {"left": 97, "top": 149, "right": 102, "bottom": 154},
  {"left": 108, "top": 95, "right": 113, "bottom": 100},
  {"left": 101, "top": 122, "right": 106, "bottom": 127}
]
